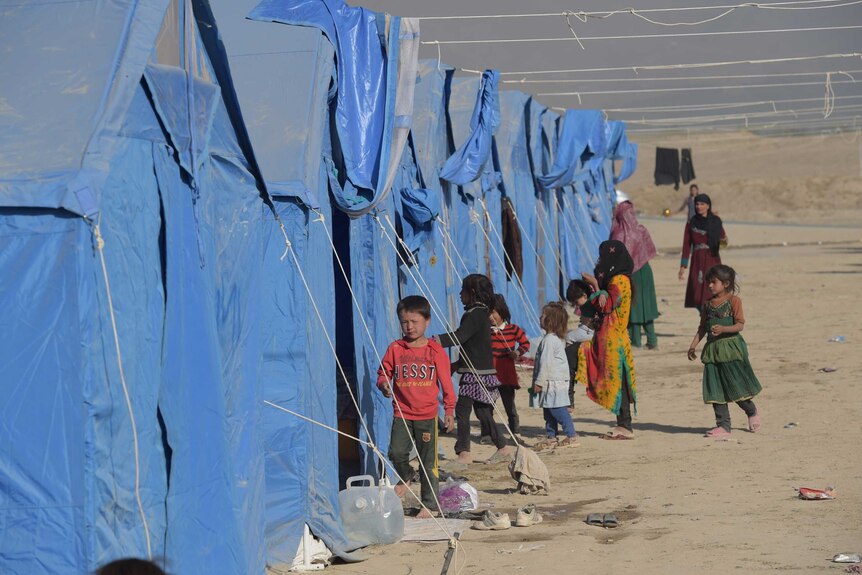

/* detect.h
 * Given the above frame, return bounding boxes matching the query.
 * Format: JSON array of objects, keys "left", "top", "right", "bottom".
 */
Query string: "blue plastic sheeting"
[
  {"left": 444, "top": 77, "right": 483, "bottom": 276},
  {"left": 0, "top": 0, "right": 170, "bottom": 215},
  {"left": 440, "top": 70, "right": 501, "bottom": 186},
  {"left": 198, "top": 2, "right": 356, "bottom": 563},
  {"left": 260, "top": 197, "right": 359, "bottom": 561},
  {"left": 560, "top": 184, "right": 602, "bottom": 281},
  {"left": 249, "top": 0, "right": 418, "bottom": 217},
  {"left": 529, "top": 106, "right": 562, "bottom": 302},
  {"left": 1, "top": 212, "right": 100, "bottom": 574},
  {"left": 491, "top": 91, "right": 541, "bottom": 335},
  {"left": 406, "top": 61, "right": 458, "bottom": 335},
  {"left": 148, "top": 66, "right": 268, "bottom": 574},
  {"left": 205, "top": 1, "right": 334, "bottom": 206},
  {"left": 538, "top": 110, "right": 607, "bottom": 191},
  {"left": 615, "top": 142, "right": 639, "bottom": 185},
  {"left": 605, "top": 121, "right": 638, "bottom": 185},
  {"left": 346, "top": 202, "right": 401, "bottom": 481}
]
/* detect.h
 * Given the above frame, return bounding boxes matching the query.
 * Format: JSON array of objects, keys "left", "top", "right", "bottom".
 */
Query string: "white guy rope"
[{"left": 88, "top": 219, "right": 153, "bottom": 560}]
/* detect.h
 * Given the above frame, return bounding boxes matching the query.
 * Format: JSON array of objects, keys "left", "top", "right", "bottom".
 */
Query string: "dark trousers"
[
  {"left": 480, "top": 387, "right": 519, "bottom": 436},
  {"left": 712, "top": 400, "right": 757, "bottom": 432},
  {"left": 499, "top": 387, "right": 519, "bottom": 434},
  {"left": 389, "top": 417, "right": 439, "bottom": 509},
  {"left": 616, "top": 374, "right": 634, "bottom": 431},
  {"left": 565, "top": 342, "right": 580, "bottom": 406},
  {"left": 456, "top": 395, "right": 505, "bottom": 453}
]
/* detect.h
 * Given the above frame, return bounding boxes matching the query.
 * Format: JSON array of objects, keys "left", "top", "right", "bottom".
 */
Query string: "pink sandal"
[{"left": 705, "top": 427, "right": 731, "bottom": 440}]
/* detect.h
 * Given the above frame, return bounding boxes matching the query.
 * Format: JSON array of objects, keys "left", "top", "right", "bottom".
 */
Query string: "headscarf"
[
  {"left": 593, "top": 239, "right": 634, "bottom": 289},
  {"left": 692, "top": 193, "right": 723, "bottom": 256},
  {"left": 610, "top": 200, "right": 656, "bottom": 273}
]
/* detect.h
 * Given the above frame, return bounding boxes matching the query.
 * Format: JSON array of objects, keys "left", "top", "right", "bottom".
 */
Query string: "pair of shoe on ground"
[
  {"left": 533, "top": 435, "right": 580, "bottom": 451},
  {"left": 472, "top": 505, "right": 542, "bottom": 530},
  {"left": 585, "top": 513, "right": 619, "bottom": 528},
  {"left": 705, "top": 413, "right": 762, "bottom": 439}
]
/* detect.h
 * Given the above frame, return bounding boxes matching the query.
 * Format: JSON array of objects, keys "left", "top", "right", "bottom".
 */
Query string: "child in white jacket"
[{"left": 531, "top": 303, "right": 579, "bottom": 449}]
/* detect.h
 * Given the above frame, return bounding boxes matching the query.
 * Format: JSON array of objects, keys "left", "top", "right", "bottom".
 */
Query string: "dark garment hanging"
[
  {"left": 501, "top": 197, "right": 523, "bottom": 280},
  {"left": 680, "top": 148, "right": 696, "bottom": 184},
  {"left": 654, "top": 147, "right": 680, "bottom": 190}
]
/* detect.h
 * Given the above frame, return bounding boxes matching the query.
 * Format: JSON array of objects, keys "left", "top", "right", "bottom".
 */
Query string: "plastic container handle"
[{"left": 345, "top": 475, "right": 375, "bottom": 489}]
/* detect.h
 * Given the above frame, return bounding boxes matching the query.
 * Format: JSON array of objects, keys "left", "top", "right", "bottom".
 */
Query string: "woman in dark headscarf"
[
  {"left": 575, "top": 240, "right": 638, "bottom": 439},
  {"left": 678, "top": 193, "right": 726, "bottom": 310},
  {"left": 611, "top": 199, "right": 660, "bottom": 349}
]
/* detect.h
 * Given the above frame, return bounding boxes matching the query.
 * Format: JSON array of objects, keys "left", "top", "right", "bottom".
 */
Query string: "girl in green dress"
[{"left": 687, "top": 265, "right": 762, "bottom": 439}]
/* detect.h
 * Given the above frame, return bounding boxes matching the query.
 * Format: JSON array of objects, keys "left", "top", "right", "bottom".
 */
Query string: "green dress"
[
  {"left": 700, "top": 296, "right": 762, "bottom": 404},
  {"left": 629, "top": 263, "right": 659, "bottom": 325}
]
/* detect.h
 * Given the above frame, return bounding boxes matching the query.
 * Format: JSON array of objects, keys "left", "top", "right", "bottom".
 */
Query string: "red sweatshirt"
[{"left": 376, "top": 338, "right": 456, "bottom": 420}]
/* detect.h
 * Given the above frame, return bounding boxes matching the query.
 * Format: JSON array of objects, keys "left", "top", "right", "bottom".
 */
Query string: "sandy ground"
[{"left": 330, "top": 217, "right": 862, "bottom": 575}]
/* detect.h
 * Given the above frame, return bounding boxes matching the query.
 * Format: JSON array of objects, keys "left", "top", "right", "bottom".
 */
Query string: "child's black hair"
[
  {"left": 706, "top": 264, "right": 738, "bottom": 294},
  {"left": 565, "top": 279, "right": 591, "bottom": 304},
  {"left": 461, "top": 273, "right": 495, "bottom": 309},
  {"left": 397, "top": 295, "right": 431, "bottom": 319},
  {"left": 491, "top": 293, "right": 511, "bottom": 323},
  {"left": 541, "top": 302, "right": 569, "bottom": 338}
]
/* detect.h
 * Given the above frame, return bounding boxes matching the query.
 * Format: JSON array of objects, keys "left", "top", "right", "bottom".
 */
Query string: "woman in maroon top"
[{"left": 679, "top": 194, "right": 727, "bottom": 310}]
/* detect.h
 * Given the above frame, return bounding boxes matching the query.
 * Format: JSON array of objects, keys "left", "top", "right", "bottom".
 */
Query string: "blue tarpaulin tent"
[{"left": 1, "top": 0, "right": 631, "bottom": 572}]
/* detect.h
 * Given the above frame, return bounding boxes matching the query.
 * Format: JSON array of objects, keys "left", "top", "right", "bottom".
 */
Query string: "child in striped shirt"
[{"left": 487, "top": 293, "right": 531, "bottom": 442}]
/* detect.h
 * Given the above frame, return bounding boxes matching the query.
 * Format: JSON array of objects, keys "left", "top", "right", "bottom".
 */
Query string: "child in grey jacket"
[{"left": 531, "top": 303, "right": 579, "bottom": 449}]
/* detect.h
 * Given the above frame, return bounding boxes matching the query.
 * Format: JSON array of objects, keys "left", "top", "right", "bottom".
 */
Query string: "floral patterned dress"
[{"left": 576, "top": 274, "right": 637, "bottom": 414}]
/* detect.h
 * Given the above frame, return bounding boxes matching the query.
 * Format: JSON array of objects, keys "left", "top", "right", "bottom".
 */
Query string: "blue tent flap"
[
  {"left": 538, "top": 109, "right": 606, "bottom": 190},
  {"left": 439, "top": 70, "right": 500, "bottom": 186}
]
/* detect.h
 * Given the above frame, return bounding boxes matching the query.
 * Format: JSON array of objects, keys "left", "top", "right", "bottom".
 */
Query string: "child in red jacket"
[{"left": 378, "top": 295, "right": 456, "bottom": 518}]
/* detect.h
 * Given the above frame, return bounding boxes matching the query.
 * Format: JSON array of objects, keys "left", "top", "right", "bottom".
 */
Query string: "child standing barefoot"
[
  {"left": 688, "top": 265, "right": 762, "bottom": 439},
  {"left": 531, "top": 303, "right": 578, "bottom": 449},
  {"left": 435, "top": 274, "right": 512, "bottom": 464}
]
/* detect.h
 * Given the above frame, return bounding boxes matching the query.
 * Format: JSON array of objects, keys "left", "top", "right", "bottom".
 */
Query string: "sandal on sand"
[
  {"left": 533, "top": 437, "right": 559, "bottom": 451},
  {"left": 601, "top": 429, "right": 633, "bottom": 440},
  {"left": 557, "top": 436, "right": 580, "bottom": 448},
  {"left": 705, "top": 427, "right": 731, "bottom": 440}
]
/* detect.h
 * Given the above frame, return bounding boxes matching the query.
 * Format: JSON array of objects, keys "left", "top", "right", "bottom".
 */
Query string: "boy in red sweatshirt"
[{"left": 378, "top": 296, "right": 456, "bottom": 518}]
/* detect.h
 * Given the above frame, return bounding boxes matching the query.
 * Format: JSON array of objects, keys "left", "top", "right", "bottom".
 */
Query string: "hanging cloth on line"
[
  {"left": 654, "top": 147, "right": 680, "bottom": 190},
  {"left": 680, "top": 148, "right": 696, "bottom": 185}
]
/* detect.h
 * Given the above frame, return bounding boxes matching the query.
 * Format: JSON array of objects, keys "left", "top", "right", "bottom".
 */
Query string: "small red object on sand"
[{"left": 797, "top": 487, "right": 835, "bottom": 500}]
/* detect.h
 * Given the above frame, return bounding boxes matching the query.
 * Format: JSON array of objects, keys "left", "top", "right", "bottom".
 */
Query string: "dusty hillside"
[{"left": 622, "top": 130, "right": 862, "bottom": 226}]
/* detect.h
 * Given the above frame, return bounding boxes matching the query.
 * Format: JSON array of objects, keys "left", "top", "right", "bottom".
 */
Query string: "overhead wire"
[
  {"left": 536, "top": 77, "right": 859, "bottom": 98},
  {"left": 465, "top": 52, "right": 862, "bottom": 77},
  {"left": 503, "top": 69, "right": 862, "bottom": 85},
  {"left": 421, "top": 24, "right": 862, "bottom": 46},
  {"left": 414, "top": 0, "right": 862, "bottom": 21}
]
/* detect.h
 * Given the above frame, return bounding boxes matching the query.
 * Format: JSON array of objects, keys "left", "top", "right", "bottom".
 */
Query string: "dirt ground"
[{"left": 331, "top": 215, "right": 862, "bottom": 575}]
